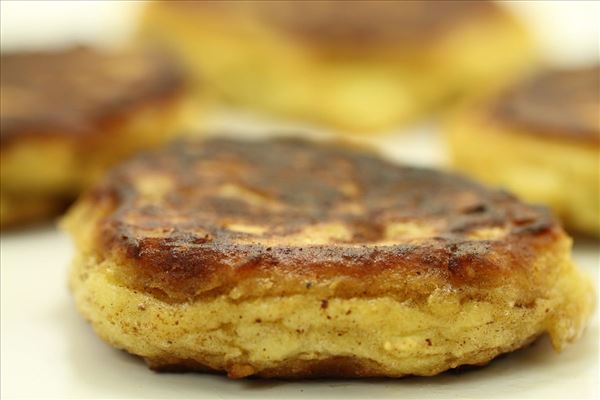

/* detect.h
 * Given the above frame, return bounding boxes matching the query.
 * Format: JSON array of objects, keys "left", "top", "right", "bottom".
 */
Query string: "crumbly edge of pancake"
[{"left": 68, "top": 232, "right": 593, "bottom": 378}]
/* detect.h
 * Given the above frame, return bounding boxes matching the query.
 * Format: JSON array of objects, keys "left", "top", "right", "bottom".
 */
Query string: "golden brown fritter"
[
  {"left": 64, "top": 138, "right": 593, "bottom": 378},
  {"left": 139, "top": 0, "right": 532, "bottom": 132},
  {"left": 0, "top": 47, "right": 191, "bottom": 228},
  {"left": 447, "top": 65, "right": 600, "bottom": 236}
]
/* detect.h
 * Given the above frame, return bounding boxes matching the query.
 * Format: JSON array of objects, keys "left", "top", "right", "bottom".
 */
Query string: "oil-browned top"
[
  {"left": 84, "top": 138, "right": 561, "bottom": 299},
  {"left": 170, "top": 0, "right": 500, "bottom": 47},
  {"left": 0, "top": 47, "right": 185, "bottom": 146},
  {"left": 492, "top": 65, "right": 600, "bottom": 145}
]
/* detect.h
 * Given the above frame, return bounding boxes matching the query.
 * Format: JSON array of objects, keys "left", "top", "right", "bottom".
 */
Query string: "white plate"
[{"left": 1, "top": 124, "right": 598, "bottom": 399}]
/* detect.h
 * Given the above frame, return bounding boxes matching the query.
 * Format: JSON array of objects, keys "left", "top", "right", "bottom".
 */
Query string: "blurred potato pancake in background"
[
  {"left": 447, "top": 65, "right": 600, "bottom": 237},
  {"left": 0, "top": 47, "right": 191, "bottom": 228},
  {"left": 139, "top": 0, "right": 532, "bottom": 133},
  {"left": 64, "top": 138, "right": 593, "bottom": 379}
]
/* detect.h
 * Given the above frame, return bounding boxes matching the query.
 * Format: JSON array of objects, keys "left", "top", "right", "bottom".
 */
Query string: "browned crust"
[
  {"left": 75, "top": 138, "right": 564, "bottom": 302},
  {"left": 490, "top": 65, "right": 600, "bottom": 146},
  {"left": 146, "top": 355, "right": 399, "bottom": 379},
  {"left": 0, "top": 46, "right": 186, "bottom": 148},
  {"left": 161, "top": 0, "right": 503, "bottom": 48},
  {"left": 145, "top": 334, "right": 540, "bottom": 379}
]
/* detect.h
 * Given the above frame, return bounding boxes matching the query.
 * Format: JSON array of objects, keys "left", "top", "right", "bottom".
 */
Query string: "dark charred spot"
[
  {"left": 462, "top": 203, "right": 487, "bottom": 214},
  {"left": 193, "top": 234, "right": 212, "bottom": 244}
]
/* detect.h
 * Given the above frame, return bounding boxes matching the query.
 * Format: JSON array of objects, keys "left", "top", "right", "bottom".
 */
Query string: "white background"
[{"left": 1, "top": 1, "right": 599, "bottom": 399}]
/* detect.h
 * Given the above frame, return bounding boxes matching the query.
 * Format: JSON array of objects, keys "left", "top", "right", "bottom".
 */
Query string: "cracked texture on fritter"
[{"left": 73, "top": 138, "right": 563, "bottom": 301}]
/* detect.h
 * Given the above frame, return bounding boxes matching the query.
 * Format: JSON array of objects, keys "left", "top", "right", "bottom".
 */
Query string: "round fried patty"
[
  {"left": 65, "top": 138, "right": 593, "bottom": 378},
  {"left": 446, "top": 65, "right": 600, "bottom": 236},
  {"left": 0, "top": 47, "right": 189, "bottom": 228},
  {"left": 139, "top": 1, "right": 531, "bottom": 132},
  {"left": 1, "top": 46, "right": 184, "bottom": 145},
  {"left": 491, "top": 65, "right": 600, "bottom": 145}
]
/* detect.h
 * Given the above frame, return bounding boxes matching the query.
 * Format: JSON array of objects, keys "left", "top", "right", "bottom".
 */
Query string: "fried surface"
[
  {"left": 1, "top": 47, "right": 184, "bottom": 145},
  {"left": 140, "top": 1, "right": 532, "bottom": 132},
  {"left": 447, "top": 66, "right": 600, "bottom": 236},
  {"left": 81, "top": 138, "right": 558, "bottom": 297},
  {"left": 0, "top": 47, "right": 191, "bottom": 228},
  {"left": 65, "top": 138, "right": 594, "bottom": 378},
  {"left": 170, "top": 0, "right": 498, "bottom": 48},
  {"left": 491, "top": 65, "right": 599, "bottom": 145}
]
